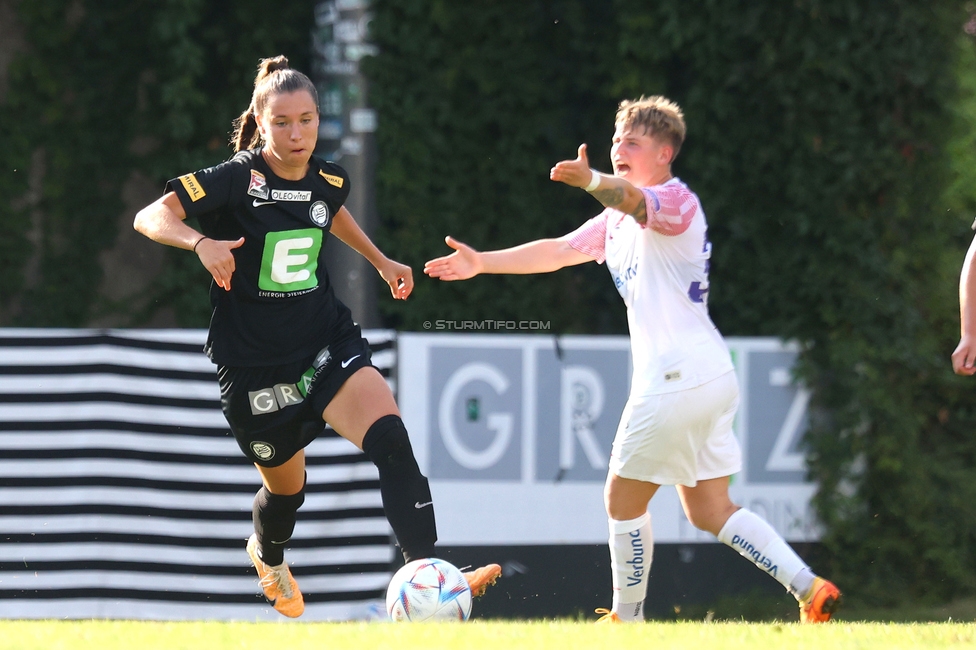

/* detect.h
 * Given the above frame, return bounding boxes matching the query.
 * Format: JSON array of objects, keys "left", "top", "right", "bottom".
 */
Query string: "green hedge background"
[
  {"left": 2, "top": 0, "right": 975, "bottom": 608},
  {"left": 0, "top": 0, "right": 314, "bottom": 327}
]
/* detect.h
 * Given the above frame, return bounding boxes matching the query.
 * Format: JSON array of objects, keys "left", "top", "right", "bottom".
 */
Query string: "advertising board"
[{"left": 399, "top": 334, "right": 819, "bottom": 545}]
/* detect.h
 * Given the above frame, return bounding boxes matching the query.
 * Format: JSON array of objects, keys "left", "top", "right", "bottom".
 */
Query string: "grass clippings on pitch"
[{"left": 0, "top": 620, "right": 974, "bottom": 650}]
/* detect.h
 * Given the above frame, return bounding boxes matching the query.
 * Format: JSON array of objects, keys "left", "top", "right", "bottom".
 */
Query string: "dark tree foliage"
[
  {"left": 610, "top": 0, "right": 976, "bottom": 604},
  {"left": 0, "top": 0, "right": 316, "bottom": 326},
  {"left": 3, "top": 0, "right": 976, "bottom": 605},
  {"left": 367, "top": 0, "right": 976, "bottom": 603},
  {"left": 365, "top": 0, "right": 628, "bottom": 333}
]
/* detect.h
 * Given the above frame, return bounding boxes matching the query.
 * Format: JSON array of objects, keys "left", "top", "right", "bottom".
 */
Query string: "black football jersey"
[{"left": 165, "top": 149, "right": 352, "bottom": 366}]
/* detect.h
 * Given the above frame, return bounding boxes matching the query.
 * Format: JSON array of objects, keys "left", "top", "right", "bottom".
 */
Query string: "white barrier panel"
[
  {"left": 399, "top": 333, "right": 820, "bottom": 546},
  {"left": 0, "top": 328, "right": 395, "bottom": 621}
]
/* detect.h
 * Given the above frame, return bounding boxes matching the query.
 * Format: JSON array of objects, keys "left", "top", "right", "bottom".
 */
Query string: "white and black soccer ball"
[{"left": 385, "top": 558, "right": 472, "bottom": 622}]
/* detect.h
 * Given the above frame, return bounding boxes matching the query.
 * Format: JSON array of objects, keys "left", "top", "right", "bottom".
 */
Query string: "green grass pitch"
[{"left": 0, "top": 620, "right": 974, "bottom": 650}]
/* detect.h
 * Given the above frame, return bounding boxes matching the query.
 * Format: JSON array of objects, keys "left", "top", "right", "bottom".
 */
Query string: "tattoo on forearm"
[
  {"left": 591, "top": 187, "right": 625, "bottom": 209},
  {"left": 591, "top": 186, "right": 646, "bottom": 224},
  {"left": 631, "top": 198, "right": 647, "bottom": 225}
]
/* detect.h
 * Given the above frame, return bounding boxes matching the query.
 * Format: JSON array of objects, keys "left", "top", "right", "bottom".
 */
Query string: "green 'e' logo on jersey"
[{"left": 258, "top": 228, "right": 323, "bottom": 292}]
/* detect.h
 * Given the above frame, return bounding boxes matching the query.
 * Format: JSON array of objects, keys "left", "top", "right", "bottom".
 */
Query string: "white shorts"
[{"left": 609, "top": 370, "right": 741, "bottom": 487}]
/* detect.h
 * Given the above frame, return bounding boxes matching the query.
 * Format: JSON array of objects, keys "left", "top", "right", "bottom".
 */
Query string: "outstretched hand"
[
  {"left": 550, "top": 144, "right": 594, "bottom": 188},
  {"left": 423, "top": 236, "right": 482, "bottom": 281},
  {"left": 195, "top": 237, "right": 245, "bottom": 291}
]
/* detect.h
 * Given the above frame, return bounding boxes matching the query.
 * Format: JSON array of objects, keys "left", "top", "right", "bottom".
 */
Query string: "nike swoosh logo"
[
  {"left": 341, "top": 354, "right": 361, "bottom": 369},
  {"left": 252, "top": 199, "right": 276, "bottom": 207},
  {"left": 414, "top": 501, "right": 433, "bottom": 509}
]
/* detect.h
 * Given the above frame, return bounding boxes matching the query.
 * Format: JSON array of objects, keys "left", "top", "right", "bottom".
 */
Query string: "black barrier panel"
[{"left": 431, "top": 543, "right": 825, "bottom": 621}]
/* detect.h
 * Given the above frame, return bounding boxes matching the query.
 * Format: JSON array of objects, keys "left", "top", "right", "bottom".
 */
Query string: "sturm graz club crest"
[
  {"left": 250, "top": 441, "right": 275, "bottom": 461},
  {"left": 309, "top": 201, "right": 330, "bottom": 227}
]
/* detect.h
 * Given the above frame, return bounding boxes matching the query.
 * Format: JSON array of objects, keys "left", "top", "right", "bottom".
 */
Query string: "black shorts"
[{"left": 217, "top": 320, "right": 373, "bottom": 467}]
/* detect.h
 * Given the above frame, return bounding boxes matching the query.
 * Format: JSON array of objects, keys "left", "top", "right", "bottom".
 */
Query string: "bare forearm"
[
  {"left": 479, "top": 239, "right": 587, "bottom": 274},
  {"left": 133, "top": 196, "right": 200, "bottom": 250},
  {"left": 588, "top": 174, "right": 647, "bottom": 225},
  {"left": 331, "top": 208, "right": 387, "bottom": 268},
  {"left": 960, "top": 237, "right": 976, "bottom": 336}
]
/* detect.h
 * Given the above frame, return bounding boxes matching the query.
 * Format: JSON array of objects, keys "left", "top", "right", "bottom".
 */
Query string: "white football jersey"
[{"left": 568, "top": 178, "right": 733, "bottom": 395}]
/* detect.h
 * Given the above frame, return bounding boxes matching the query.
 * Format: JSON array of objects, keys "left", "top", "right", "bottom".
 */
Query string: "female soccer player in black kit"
[{"left": 134, "top": 56, "right": 500, "bottom": 618}]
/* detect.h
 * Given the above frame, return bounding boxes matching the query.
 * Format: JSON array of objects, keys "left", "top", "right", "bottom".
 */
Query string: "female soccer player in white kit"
[{"left": 424, "top": 96, "right": 841, "bottom": 622}]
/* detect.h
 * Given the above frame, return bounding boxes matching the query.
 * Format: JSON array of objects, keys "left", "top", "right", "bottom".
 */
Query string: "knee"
[
  {"left": 362, "top": 415, "right": 420, "bottom": 473},
  {"left": 685, "top": 502, "right": 738, "bottom": 536},
  {"left": 683, "top": 507, "right": 712, "bottom": 533},
  {"left": 254, "top": 482, "right": 306, "bottom": 516},
  {"left": 606, "top": 502, "right": 639, "bottom": 522},
  {"left": 604, "top": 474, "right": 655, "bottom": 521},
  {"left": 604, "top": 489, "right": 646, "bottom": 522}
]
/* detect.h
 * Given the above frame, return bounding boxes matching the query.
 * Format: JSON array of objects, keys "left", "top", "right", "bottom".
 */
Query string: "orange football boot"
[
  {"left": 800, "top": 577, "right": 842, "bottom": 623},
  {"left": 594, "top": 608, "right": 622, "bottom": 623},
  {"left": 462, "top": 563, "right": 502, "bottom": 597},
  {"left": 246, "top": 534, "right": 304, "bottom": 618}
]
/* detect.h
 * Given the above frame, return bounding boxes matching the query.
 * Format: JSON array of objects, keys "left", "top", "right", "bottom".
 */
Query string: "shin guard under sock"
[
  {"left": 717, "top": 508, "right": 813, "bottom": 598},
  {"left": 362, "top": 414, "right": 437, "bottom": 562},
  {"left": 609, "top": 513, "right": 653, "bottom": 621},
  {"left": 252, "top": 479, "right": 306, "bottom": 567}
]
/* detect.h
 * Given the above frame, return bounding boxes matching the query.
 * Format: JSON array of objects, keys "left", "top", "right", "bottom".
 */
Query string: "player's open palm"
[
  {"left": 550, "top": 144, "right": 592, "bottom": 188},
  {"left": 424, "top": 236, "right": 482, "bottom": 281}
]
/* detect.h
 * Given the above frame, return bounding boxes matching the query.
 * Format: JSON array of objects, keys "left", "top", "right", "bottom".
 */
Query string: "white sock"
[
  {"left": 717, "top": 508, "right": 814, "bottom": 600},
  {"left": 609, "top": 512, "right": 652, "bottom": 621}
]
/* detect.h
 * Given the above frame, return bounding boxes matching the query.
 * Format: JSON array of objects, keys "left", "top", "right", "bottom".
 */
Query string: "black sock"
[
  {"left": 362, "top": 414, "right": 437, "bottom": 562},
  {"left": 252, "top": 479, "right": 306, "bottom": 567}
]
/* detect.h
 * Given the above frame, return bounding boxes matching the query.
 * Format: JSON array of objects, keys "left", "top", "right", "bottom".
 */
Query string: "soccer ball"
[{"left": 385, "top": 558, "right": 472, "bottom": 622}]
